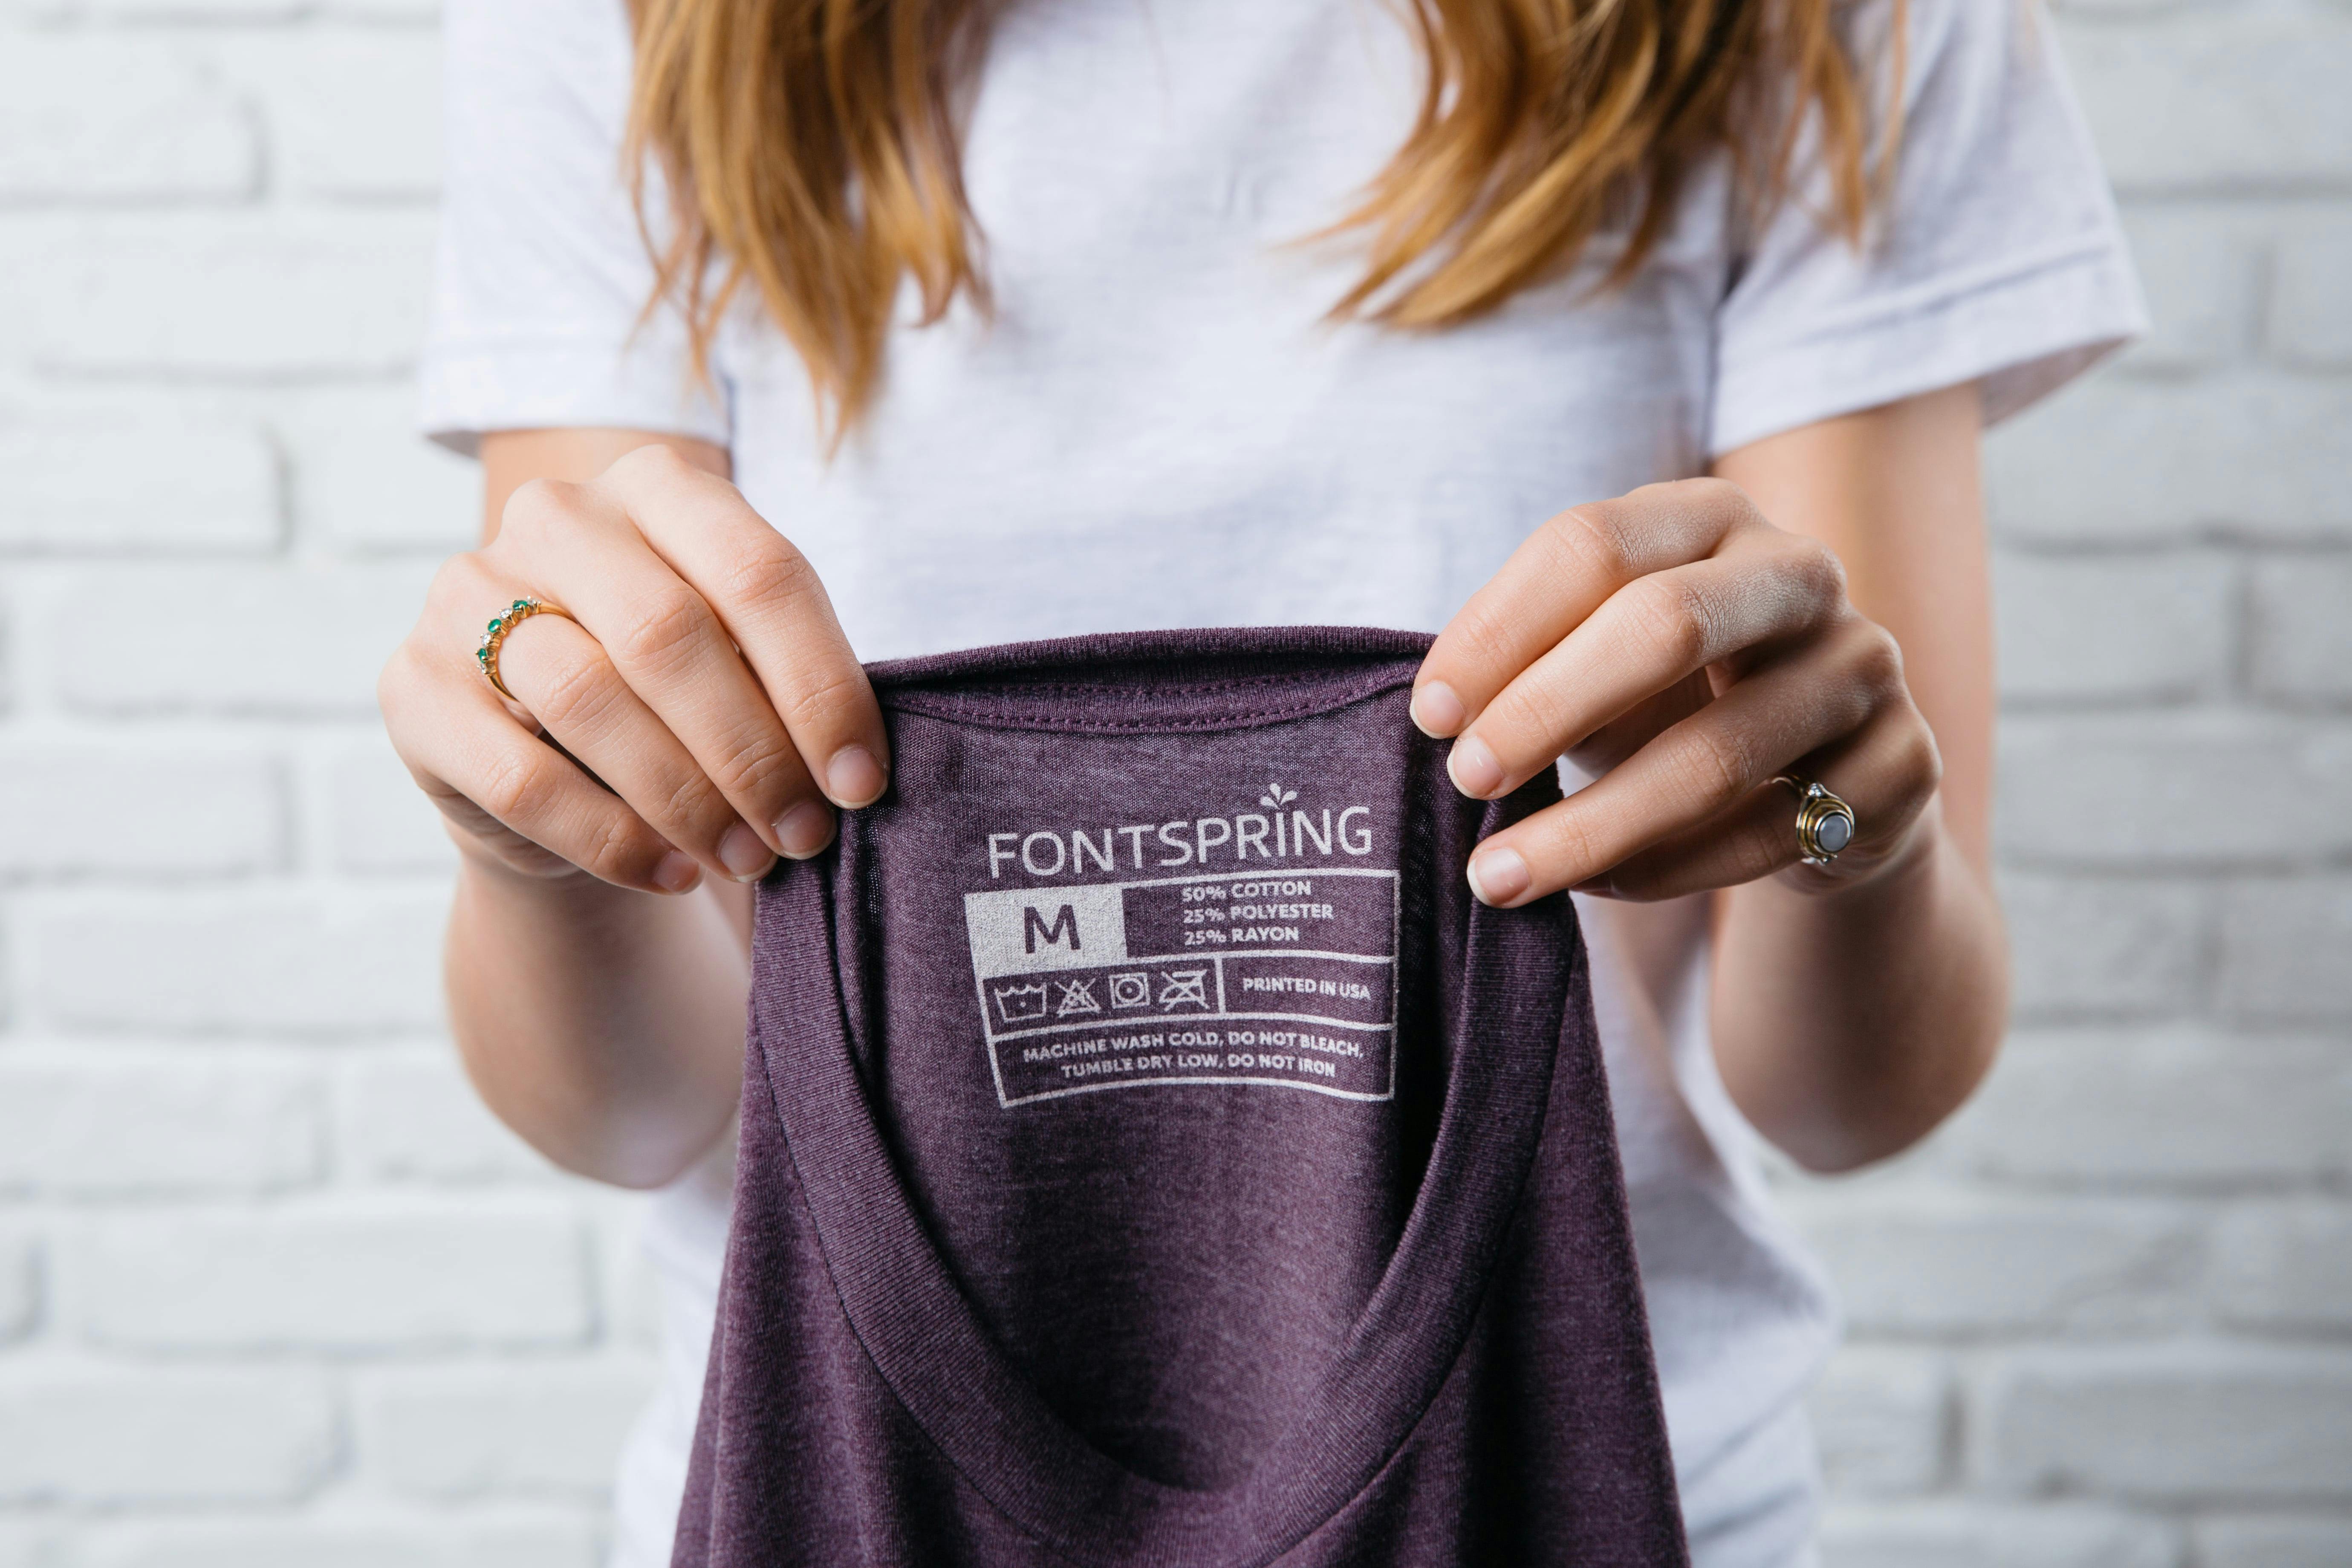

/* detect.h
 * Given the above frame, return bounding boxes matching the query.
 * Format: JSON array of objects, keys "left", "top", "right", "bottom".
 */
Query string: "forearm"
[
  {"left": 446, "top": 852, "right": 748, "bottom": 1187},
  {"left": 1710, "top": 803, "right": 2008, "bottom": 1172}
]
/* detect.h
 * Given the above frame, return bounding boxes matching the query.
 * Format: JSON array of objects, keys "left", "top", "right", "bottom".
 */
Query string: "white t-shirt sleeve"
[
  {"left": 1709, "top": 0, "right": 2146, "bottom": 457},
  {"left": 417, "top": 0, "right": 730, "bottom": 456}
]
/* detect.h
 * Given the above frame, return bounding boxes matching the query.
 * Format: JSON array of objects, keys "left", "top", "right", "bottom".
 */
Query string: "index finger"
[
  {"left": 1411, "top": 479, "right": 1752, "bottom": 738},
  {"left": 598, "top": 446, "right": 890, "bottom": 809}
]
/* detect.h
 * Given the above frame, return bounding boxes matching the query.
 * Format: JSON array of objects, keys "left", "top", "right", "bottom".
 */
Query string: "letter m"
[{"left": 1023, "top": 904, "right": 1081, "bottom": 954}]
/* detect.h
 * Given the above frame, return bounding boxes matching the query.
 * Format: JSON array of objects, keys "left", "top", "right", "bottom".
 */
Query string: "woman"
[{"left": 387, "top": 0, "right": 2142, "bottom": 1560}]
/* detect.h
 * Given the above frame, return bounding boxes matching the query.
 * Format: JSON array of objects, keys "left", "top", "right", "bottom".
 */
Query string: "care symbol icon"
[
  {"left": 1054, "top": 978, "right": 1102, "bottom": 1016},
  {"left": 1107, "top": 972, "right": 1151, "bottom": 1009},
  {"left": 1158, "top": 969, "right": 1210, "bottom": 1009},
  {"left": 992, "top": 982, "right": 1049, "bottom": 1023}
]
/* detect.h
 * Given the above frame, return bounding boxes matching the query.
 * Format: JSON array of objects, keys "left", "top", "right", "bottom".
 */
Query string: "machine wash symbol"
[
  {"left": 1107, "top": 972, "right": 1151, "bottom": 1009},
  {"left": 1158, "top": 969, "right": 1210, "bottom": 1009},
  {"left": 1055, "top": 978, "right": 1102, "bottom": 1016},
  {"left": 992, "top": 982, "right": 1049, "bottom": 1023}
]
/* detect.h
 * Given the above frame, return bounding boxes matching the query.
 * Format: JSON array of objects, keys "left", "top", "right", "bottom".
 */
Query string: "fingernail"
[
  {"left": 718, "top": 821, "right": 774, "bottom": 882},
  {"left": 1410, "top": 681, "right": 1466, "bottom": 737},
  {"left": 1467, "top": 846, "right": 1530, "bottom": 907},
  {"left": 653, "top": 851, "right": 702, "bottom": 894},
  {"left": 826, "top": 745, "right": 886, "bottom": 808},
  {"left": 1448, "top": 734, "right": 1505, "bottom": 798},
  {"left": 775, "top": 800, "right": 836, "bottom": 860}
]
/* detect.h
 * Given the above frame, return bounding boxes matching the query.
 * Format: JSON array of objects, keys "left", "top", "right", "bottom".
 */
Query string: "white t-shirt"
[{"left": 420, "top": 2, "right": 2141, "bottom": 1562}]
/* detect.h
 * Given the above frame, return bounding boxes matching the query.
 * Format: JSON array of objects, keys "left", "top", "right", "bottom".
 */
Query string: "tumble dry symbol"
[
  {"left": 992, "top": 982, "right": 1049, "bottom": 1023},
  {"left": 1055, "top": 978, "right": 1102, "bottom": 1016},
  {"left": 1107, "top": 972, "right": 1151, "bottom": 1009}
]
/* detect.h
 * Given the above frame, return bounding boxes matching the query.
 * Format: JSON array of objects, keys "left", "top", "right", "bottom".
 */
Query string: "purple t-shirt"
[{"left": 674, "top": 628, "right": 1687, "bottom": 1565}]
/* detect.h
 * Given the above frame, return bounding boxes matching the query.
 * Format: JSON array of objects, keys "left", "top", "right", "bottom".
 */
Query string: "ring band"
[
  {"left": 1771, "top": 775, "right": 1857, "bottom": 867},
  {"left": 476, "top": 598, "right": 572, "bottom": 701}
]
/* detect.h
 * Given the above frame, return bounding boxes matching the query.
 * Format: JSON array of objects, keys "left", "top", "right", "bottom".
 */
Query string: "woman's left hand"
[{"left": 1413, "top": 476, "right": 1945, "bottom": 907}]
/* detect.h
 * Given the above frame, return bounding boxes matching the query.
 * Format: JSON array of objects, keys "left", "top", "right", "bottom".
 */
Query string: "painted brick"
[
  {"left": 2267, "top": 226, "right": 2352, "bottom": 369},
  {"left": 0, "top": 414, "right": 279, "bottom": 554},
  {"left": 12, "top": 212, "right": 436, "bottom": 377},
  {"left": 2210, "top": 1204, "right": 2352, "bottom": 1332},
  {"left": 1947, "top": 1028, "right": 2352, "bottom": 1186},
  {"left": 1998, "top": 713, "right": 2352, "bottom": 867},
  {"left": 0, "top": 598, "right": 17, "bottom": 714},
  {"left": 2248, "top": 554, "right": 2352, "bottom": 704},
  {"left": 0, "top": 37, "right": 256, "bottom": 201},
  {"left": 2217, "top": 878, "right": 2352, "bottom": 1021},
  {"left": 1791, "top": 1196, "right": 2196, "bottom": 1336},
  {"left": 72, "top": 1511, "right": 601, "bottom": 1568},
  {"left": 67, "top": 1198, "right": 592, "bottom": 1351},
  {"left": 1992, "top": 550, "right": 2231, "bottom": 705},
  {"left": 1986, "top": 376, "right": 2352, "bottom": 544},
  {"left": 341, "top": 1051, "right": 555, "bottom": 1182},
  {"left": 2114, "top": 206, "right": 2254, "bottom": 373},
  {"left": 2193, "top": 1516, "right": 2352, "bottom": 1568},
  {"left": 593, "top": 1192, "right": 661, "bottom": 1353},
  {"left": 50, "top": 560, "right": 433, "bottom": 716},
  {"left": 0, "top": 743, "right": 285, "bottom": 878},
  {"left": 0, "top": 1522, "right": 54, "bottom": 1568},
  {"left": 323, "top": 0, "right": 441, "bottom": 17},
  {"left": 91, "top": 0, "right": 454, "bottom": 19},
  {"left": 2062, "top": 15, "right": 2352, "bottom": 191},
  {"left": 324, "top": 732, "right": 460, "bottom": 873},
  {"left": 1819, "top": 1502, "right": 2179, "bottom": 1568},
  {"left": 0, "top": 1220, "right": 37, "bottom": 1344},
  {"left": 353, "top": 1361, "right": 655, "bottom": 1497},
  {"left": 223, "top": 31, "right": 441, "bottom": 199},
  {"left": 1999, "top": 874, "right": 2204, "bottom": 1019},
  {"left": 0, "top": 1051, "right": 321, "bottom": 1195},
  {"left": 0, "top": 1365, "right": 334, "bottom": 1503},
  {"left": 279, "top": 386, "right": 478, "bottom": 552},
  {"left": 1805, "top": 1348, "right": 1947, "bottom": 1497},
  {"left": 29, "top": 888, "right": 445, "bottom": 1035},
  {"left": 1976, "top": 1347, "right": 2352, "bottom": 1500},
  {"left": 84, "top": 0, "right": 308, "bottom": 17}
]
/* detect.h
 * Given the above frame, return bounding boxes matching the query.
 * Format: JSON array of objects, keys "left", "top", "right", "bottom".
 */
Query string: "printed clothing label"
[{"left": 963, "top": 868, "right": 1398, "bottom": 1107}]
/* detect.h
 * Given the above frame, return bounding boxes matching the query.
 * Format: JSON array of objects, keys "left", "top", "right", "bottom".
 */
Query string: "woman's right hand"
[{"left": 379, "top": 442, "right": 889, "bottom": 896}]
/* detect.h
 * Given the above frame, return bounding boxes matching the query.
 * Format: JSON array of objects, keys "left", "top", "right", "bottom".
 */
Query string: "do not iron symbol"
[{"left": 1158, "top": 970, "right": 1209, "bottom": 1009}]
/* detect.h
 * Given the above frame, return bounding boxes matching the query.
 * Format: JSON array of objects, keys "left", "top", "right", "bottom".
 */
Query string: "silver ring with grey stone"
[{"left": 1772, "top": 775, "right": 1856, "bottom": 867}]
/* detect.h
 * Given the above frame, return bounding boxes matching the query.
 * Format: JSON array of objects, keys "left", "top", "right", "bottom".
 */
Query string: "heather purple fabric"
[{"left": 673, "top": 628, "right": 1687, "bottom": 1566}]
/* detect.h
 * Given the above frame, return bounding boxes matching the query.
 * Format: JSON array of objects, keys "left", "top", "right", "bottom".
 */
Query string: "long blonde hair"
[{"left": 626, "top": 0, "right": 1903, "bottom": 437}]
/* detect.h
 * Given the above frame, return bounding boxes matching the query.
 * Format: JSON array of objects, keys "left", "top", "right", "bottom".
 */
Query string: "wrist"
[{"left": 451, "top": 833, "right": 658, "bottom": 930}]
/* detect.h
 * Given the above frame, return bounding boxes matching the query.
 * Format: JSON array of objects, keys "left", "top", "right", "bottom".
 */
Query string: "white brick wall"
[
  {"left": 1792, "top": 9, "right": 2352, "bottom": 1555},
  {"left": 0, "top": 1, "right": 2342, "bottom": 1563},
  {"left": 0, "top": 9, "right": 645, "bottom": 1560}
]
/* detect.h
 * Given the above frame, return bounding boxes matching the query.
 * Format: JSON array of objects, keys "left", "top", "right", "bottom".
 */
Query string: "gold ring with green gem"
[{"left": 475, "top": 597, "right": 573, "bottom": 702}]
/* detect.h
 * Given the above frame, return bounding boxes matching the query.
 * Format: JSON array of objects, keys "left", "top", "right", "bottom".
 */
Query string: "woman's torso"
[{"left": 613, "top": 0, "right": 1836, "bottom": 1561}]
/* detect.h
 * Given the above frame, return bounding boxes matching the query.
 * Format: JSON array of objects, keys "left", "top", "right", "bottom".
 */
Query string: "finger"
[
  {"left": 1445, "top": 530, "right": 1847, "bottom": 799},
  {"left": 1562, "top": 670, "right": 1712, "bottom": 778},
  {"left": 1575, "top": 702, "right": 1942, "bottom": 902},
  {"left": 596, "top": 445, "right": 891, "bottom": 810},
  {"left": 1411, "top": 479, "right": 1757, "bottom": 738},
  {"left": 1464, "top": 622, "right": 1898, "bottom": 906},
  {"left": 386, "top": 645, "right": 704, "bottom": 895},
  {"left": 492, "top": 469, "right": 832, "bottom": 859},
  {"left": 495, "top": 609, "right": 786, "bottom": 883}
]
